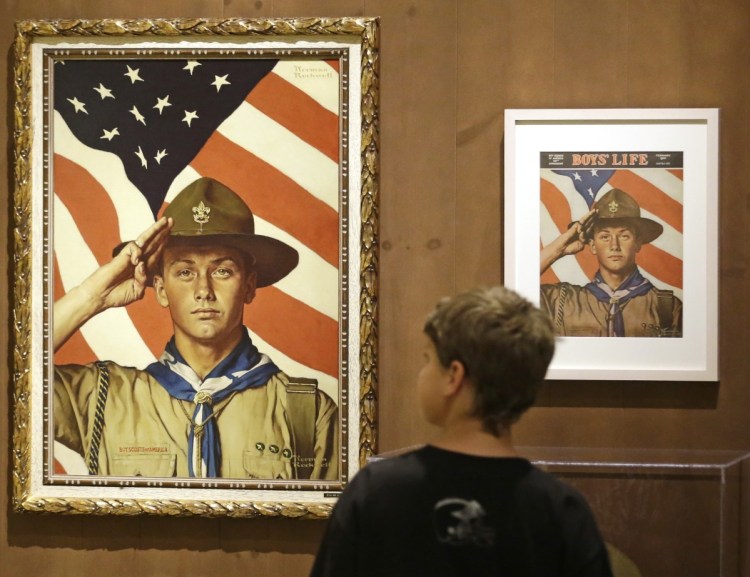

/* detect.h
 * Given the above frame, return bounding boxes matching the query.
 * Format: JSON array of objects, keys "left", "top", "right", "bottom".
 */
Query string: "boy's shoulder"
[
  {"left": 366, "top": 446, "right": 591, "bottom": 506},
  {"left": 363, "top": 445, "right": 537, "bottom": 485}
]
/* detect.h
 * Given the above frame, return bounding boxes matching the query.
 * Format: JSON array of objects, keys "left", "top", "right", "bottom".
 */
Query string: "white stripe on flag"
[
  {"left": 253, "top": 218, "right": 338, "bottom": 320},
  {"left": 53, "top": 440, "right": 89, "bottom": 475},
  {"left": 217, "top": 102, "right": 339, "bottom": 210},
  {"left": 629, "top": 168, "right": 683, "bottom": 203}
]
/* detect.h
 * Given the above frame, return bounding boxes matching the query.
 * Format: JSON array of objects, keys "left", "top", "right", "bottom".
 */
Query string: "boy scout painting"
[
  {"left": 50, "top": 55, "right": 343, "bottom": 480},
  {"left": 538, "top": 152, "right": 683, "bottom": 338}
]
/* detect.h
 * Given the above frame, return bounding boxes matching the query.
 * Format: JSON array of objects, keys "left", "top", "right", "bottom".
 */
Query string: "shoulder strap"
[
  {"left": 655, "top": 289, "right": 674, "bottom": 333},
  {"left": 285, "top": 376, "right": 318, "bottom": 479},
  {"left": 86, "top": 361, "right": 110, "bottom": 475},
  {"left": 554, "top": 283, "right": 569, "bottom": 332}
]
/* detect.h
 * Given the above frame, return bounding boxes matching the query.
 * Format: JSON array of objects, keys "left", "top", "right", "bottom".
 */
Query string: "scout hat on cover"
[
  {"left": 582, "top": 188, "right": 663, "bottom": 244},
  {"left": 161, "top": 177, "right": 298, "bottom": 287}
]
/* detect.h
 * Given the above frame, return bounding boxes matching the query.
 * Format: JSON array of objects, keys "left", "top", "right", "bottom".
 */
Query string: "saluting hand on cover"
[
  {"left": 540, "top": 208, "right": 597, "bottom": 275},
  {"left": 53, "top": 217, "right": 173, "bottom": 350}
]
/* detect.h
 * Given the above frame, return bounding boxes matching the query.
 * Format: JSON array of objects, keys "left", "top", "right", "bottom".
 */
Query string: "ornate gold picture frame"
[{"left": 12, "top": 17, "right": 379, "bottom": 517}]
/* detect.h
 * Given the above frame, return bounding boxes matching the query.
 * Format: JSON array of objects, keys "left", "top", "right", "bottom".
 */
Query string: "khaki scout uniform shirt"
[
  {"left": 54, "top": 362, "right": 339, "bottom": 480},
  {"left": 540, "top": 282, "right": 682, "bottom": 337}
]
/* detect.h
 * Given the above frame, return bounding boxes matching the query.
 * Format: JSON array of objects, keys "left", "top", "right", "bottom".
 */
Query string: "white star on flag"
[
  {"left": 67, "top": 97, "right": 87, "bottom": 114},
  {"left": 212, "top": 74, "right": 231, "bottom": 92},
  {"left": 130, "top": 106, "right": 146, "bottom": 125},
  {"left": 124, "top": 65, "right": 144, "bottom": 84},
  {"left": 100, "top": 127, "right": 119, "bottom": 141},
  {"left": 155, "top": 149, "right": 168, "bottom": 164},
  {"left": 93, "top": 84, "right": 114, "bottom": 100},
  {"left": 154, "top": 95, "right": 172, "bottom": 114},
  {"left": 182, "top": 110, "right": 198, "bottom": 127},
  {"left": 135, "top": 146, "right": 148, "bottom": 168},
  {"left": 184, "top": 60, "right": 201, "bottom": 75}
]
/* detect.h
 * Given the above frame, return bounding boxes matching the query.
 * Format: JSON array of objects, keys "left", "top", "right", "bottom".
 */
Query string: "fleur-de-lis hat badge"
[{"left": 192, "top": 200, "right": 211, "bottom": 232}]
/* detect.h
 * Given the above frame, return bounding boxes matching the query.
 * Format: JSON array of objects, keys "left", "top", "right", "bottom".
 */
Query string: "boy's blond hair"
[{"left": 424, "top": 286, "right": 555, "bottom": 435}]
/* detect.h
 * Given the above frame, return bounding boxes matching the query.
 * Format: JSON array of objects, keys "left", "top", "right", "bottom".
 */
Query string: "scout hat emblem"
[{"left": 192, "top": 201, "right": 211, "bottom": 231}]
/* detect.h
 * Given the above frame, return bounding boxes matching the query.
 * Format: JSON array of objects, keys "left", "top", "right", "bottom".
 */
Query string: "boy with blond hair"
[{"left": 311, "top": 286, "right": 612, "bottom": 576}]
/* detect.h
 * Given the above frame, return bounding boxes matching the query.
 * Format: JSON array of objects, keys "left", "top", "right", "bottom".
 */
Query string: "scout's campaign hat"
[
  {"left": 161, "top": 177, "right": 299, "bottom": 287},
  {"left": 582, "top": 188, "right": 663, "bottom": 244}
]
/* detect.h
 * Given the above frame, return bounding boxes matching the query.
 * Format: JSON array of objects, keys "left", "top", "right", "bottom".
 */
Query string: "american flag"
[
  {"left": 51, "top": 56, "right": 342, "bottom": 405},
  {"left": 540, "top": 157, "right": 684, "bottom": 300}
]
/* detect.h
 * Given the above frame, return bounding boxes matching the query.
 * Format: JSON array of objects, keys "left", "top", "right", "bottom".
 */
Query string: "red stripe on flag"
[
  {"left": 248, "top": 73, "right": 339, "bottom": 163},
  {"left": 540, "top": 179, "right": 573, "bottom": 231},
  {"left": 607, "top": 171, "right": 683, "bottom": 233},
  {"left": 53, "top": 154, "right": 121, "bottom": 266},
  {"left": 540, "top": 269, "right": 559, "bottom": 284},
  {"left": 189, "top": 132, "right": 340, "bottom": 267},
  {"left": 668, "top": 169, "right": 683, "bottom": 180},
  {"left": 246, "top": 286, "right": 338, "bottom": 378},
  {"left": 638, "top": 245, "right": 683, "bottom": 289},
  {"left": 326, "top": 59, "right": 340, "bottom": 73}
]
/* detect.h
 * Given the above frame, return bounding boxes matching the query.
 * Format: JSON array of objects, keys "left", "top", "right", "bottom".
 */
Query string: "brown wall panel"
[
  {"left": 2, "top": 0, "right": 750, "bottom": 575},
  {"left": 369, "top": 0, "right": 460, "bottom": 450}
]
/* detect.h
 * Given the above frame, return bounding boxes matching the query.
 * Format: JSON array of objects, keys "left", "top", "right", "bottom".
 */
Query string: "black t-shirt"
[{"left": 310, "top": 445, "right": 613, "bottom": 577}]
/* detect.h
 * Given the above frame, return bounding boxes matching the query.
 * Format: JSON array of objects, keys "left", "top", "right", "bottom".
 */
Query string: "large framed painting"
[
  {"left": 504, "top": 108, "right": 718, "bottom": 381},
  {"left": 12, "top": 17, "right": 379, "bottom": 517}
]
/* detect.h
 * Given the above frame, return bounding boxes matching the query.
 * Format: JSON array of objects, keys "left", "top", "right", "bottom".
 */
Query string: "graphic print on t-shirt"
[{"left": 433, "top": 498, "right": 496, "bottom": 547}]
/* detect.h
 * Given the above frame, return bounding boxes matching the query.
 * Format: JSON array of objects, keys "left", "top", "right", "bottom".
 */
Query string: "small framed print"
[{"left": 504, "top": 108, "right": 718, "bottom": 381}]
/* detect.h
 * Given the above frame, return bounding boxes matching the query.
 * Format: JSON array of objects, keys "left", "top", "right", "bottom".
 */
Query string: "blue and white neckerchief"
[
  {"left": 585, "top": 269, "right": 653, "bottom": 337},
  {"left": 146, "top": 329, "right": 279, "bottom": 477}
]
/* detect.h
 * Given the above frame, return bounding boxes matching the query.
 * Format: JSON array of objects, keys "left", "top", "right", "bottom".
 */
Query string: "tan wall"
[{"left": 1, "top": 0, "right": 749, "bottom": 575}]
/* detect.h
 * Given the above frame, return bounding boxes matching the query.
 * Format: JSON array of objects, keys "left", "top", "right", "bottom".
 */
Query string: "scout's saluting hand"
[
  {"left": 539, "top": 207, "right": 597, "bottom": 275},
  {"left": 53, "top": 217, "right": 173, "bottom": 350}
]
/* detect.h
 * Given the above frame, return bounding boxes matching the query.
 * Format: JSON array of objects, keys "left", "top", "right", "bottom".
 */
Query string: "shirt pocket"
[
  {"left": 110, "top": 453, "right": 177, "bottom": 477},
  {"left": 567, "top": 326, "right": 605, "bottom": 337},
  {"left": 243, "top": 453, "right": 292, "bottom": 480}
]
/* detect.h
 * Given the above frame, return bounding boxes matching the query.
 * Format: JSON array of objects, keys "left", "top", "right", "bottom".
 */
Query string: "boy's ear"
[
  {"left": 445, "top": 359, "right": 468, "bottom": 395},
  {"left": 244, "top": 271, "right": 258, "bottom": 304},
  {"left": 153, "top": 275, "right": 170, "bottom": 308}
]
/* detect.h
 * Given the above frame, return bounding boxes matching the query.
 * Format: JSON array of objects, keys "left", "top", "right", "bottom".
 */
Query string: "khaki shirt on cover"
[
  {"left": 540, "top": 282, "right": 682, "bottom": 337},
  {"left": 54, "top": 362, "right": 339, "bottom": 480}
]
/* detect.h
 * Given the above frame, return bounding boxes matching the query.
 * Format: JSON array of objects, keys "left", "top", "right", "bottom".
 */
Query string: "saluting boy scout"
[
  {"left": 53, "top": 177, "right": 338, "bottom": 480},
  {"left": 539, "top": 188, "right": 682, "bottom": 338}
]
